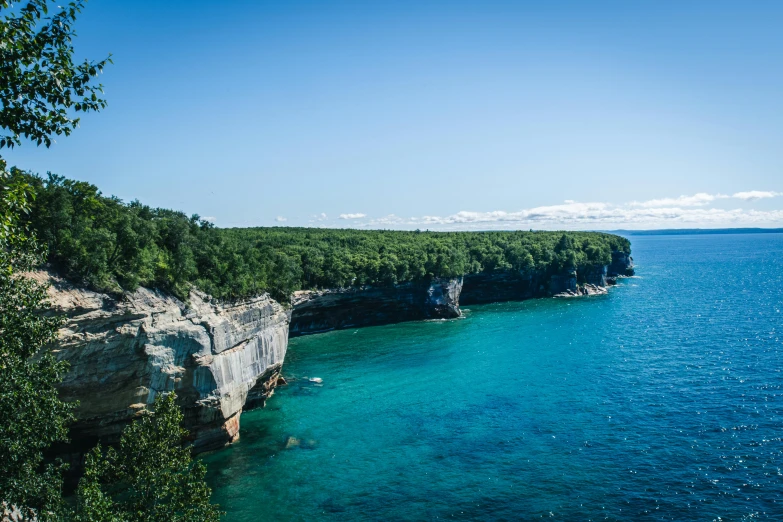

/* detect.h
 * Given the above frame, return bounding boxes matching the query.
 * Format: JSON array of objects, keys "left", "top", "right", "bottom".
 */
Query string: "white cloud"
[
  {"left": 201, "top": 216, "right": 216, "bottom": 223},
  {"left": 731, "top": 190, "right": 781, "bottom": 201},
  {"left": 411, "top": 202, "right": 612, "bottom": 226},
  {"left": 275, "top": 216, "right": 287, "bottom": 222},
  {"left": 630, "top": 193, "right": 725, "bottom": 208},
  {"left": 351, "top": 190, "right": 783, "bottom": 231},
  {"left": 629, "top": 190, "right": 782, "bottom": 207},
  {"left": 309, "top": 213, "right": 328, "bottom": 223},
  {"left": 362, "top": 214, "right": 405, "bottom": 226},
  {"left": 338, "top": 213, "right": 367, "bottom": 219}
]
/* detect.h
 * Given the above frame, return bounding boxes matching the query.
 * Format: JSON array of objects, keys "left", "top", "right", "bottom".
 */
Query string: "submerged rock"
[{"left": 283, "top": 436, "right": 317, "bottom": 450}]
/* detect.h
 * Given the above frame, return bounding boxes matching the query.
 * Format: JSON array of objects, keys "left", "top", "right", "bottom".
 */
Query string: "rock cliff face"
[
  {"left": 289, "top": 277, "right": 462, "bottom": 336},
  {"left": 548, "top": 270, "right": 579, "bottom": 295},
  {"left": 38, "top": 272, "right": 288, "bottom": 453},
  {"left": 607, "top": 251, "right": 635, "bottom": 279},
  {"left": 459, "top": 271, "right": 541, "bottom": 305},
  {"left": 581, "top": 264, "right": 608, "bottom": 286},
  {"left": 461, "top": 260, "right": 615, "bottom": 305},
  {"left": 292, "top": 254, "right": 625, "bottom": 330}
]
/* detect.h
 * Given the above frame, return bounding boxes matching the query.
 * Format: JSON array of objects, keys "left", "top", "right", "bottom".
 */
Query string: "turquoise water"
[{"left": 203, "top": 234, "right": 783, "bottom": 520}]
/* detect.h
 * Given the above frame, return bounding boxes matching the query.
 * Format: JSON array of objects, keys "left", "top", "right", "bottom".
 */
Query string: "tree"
[
  {"left": 74, "top": 393, "right": 222, "bottom": 522},
  {"left": 0, "top": 1, "right": 109, "bottom": 517},
  {"left": 17, "top": 168, "right": 631, "bottom": 300},
  {"left": 0, "top": 168, "right": 73, "bottom": 520},
  {"left": 0, "top": 3, "right": 223, "bottom": 521},
  {"left": 0, "top": 0, "right": 111, "bottom": 150}
]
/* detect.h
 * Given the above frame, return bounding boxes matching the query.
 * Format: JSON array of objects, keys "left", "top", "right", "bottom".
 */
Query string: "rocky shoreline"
[{"left": 290, "top": 250, "right": 634, "bottom": 334}]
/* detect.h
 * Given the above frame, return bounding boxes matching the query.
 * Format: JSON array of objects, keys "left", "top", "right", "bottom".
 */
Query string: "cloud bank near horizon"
[
  {"left": 323, "top": 190, "right": 783, "bottom": 230},
  {"left": 628, "top": 191, "right": 782, "bottom": 208}
]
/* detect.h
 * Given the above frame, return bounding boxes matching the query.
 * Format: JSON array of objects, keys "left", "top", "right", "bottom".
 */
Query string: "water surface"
[{"left": 204, "top": 233, "right": 783, "bottom": 520}]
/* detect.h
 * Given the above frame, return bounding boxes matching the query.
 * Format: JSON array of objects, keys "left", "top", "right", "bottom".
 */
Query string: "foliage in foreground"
[
  {"left": 0, "top": 1, "right": 110, "bottom": 517},
  {"left": 0, "top": 172, "right": 223, "bottom": 521},
  {"left": 74, "top": 393, "right": 222, "bottom": 522},
  {"left": 0, "top": 168, "right": 73, "bottom": 521},
  {"left": 1, "top": 5, "right": 219, "bottom": 519},
  {"left": 15, "top": 171, "right": 631, "bottom": 301},
  {"left": 0, "top": 0, "right": 110, "bottom": 150}
]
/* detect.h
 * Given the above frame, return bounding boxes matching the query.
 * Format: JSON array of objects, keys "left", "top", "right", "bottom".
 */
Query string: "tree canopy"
[
  {"left": 0, "top": 169, "right": 73, "bottom": 521},
  {"left": 15, "top": 171, "right": 631, "bottom": 302}
]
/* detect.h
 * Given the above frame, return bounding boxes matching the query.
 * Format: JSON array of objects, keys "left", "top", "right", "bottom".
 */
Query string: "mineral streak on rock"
[
  {"left": 289, "top": 277, "right": 463, "bottom": 337},
  {"left": 37, "top": 271, "right": 289, "bottom": 453}
]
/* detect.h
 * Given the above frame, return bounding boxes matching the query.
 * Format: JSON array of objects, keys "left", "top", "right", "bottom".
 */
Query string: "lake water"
[{"left": 203, "top": 233, "right": 783, "bottom": 520}]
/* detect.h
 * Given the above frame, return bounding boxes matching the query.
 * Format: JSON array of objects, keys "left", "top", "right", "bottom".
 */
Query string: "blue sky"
[{"left": 7, "top": 0, "right": 783, "bottom": 230}]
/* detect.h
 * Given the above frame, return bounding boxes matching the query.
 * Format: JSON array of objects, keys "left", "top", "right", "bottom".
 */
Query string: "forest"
[{"left": 17, "top": 171, "right": 630, "bottom": 301}]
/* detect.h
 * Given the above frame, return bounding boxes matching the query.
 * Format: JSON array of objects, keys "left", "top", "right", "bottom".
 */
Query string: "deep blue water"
[{"left": 203, "top": 234, "right": 783, "bottom": 521}]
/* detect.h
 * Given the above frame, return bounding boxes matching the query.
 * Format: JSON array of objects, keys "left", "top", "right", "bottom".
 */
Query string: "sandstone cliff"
[
  {"left": 289, "top": 277, "right": 462, "bottom": 336},
  {"left": 37, "top": 272, "right": 288, "bottom": 453},
  {"left": 460, "top": 270, "right": 541, "bottom": 305},
  {"left": 461, "top": 259, "right": 615, "bottom": 305},
  {"left": 290, "top": 254, "right": 628, "bottom": 334},
  {"left": 607, "top": 251, "right": 635, "bottom": 280}
]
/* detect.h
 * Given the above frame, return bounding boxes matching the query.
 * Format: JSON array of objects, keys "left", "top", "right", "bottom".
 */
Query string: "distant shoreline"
[{"left": 609, "top": 228, "right": 783, "bottom": 236}]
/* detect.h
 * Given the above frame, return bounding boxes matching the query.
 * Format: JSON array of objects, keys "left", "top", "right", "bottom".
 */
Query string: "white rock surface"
[{"left": 35, "top": 272, "right": 289, "bottom": 452}]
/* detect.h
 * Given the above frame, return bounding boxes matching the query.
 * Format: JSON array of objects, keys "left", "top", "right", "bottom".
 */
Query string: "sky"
[{"left": 6, "top": 0, "right": 783, "bottom": 230}]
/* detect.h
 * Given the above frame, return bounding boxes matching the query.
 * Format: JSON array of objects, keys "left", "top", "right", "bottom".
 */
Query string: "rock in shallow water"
[{"left": 553, "top": 283, "right": 608, "bottom": 298}]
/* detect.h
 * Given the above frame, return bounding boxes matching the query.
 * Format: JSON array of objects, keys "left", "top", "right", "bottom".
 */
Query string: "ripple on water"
[{"left": 202, "top": 233, "right": 783, "bottom": 521}]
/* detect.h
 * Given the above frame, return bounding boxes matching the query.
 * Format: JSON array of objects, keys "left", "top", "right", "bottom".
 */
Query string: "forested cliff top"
[{"left": 17, "top": 171, "right": 630, "bottom": 301}]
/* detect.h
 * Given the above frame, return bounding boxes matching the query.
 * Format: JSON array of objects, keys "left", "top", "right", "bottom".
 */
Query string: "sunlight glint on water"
[{"left": 203, "top": 234, "right": 783, "bottom": 521}]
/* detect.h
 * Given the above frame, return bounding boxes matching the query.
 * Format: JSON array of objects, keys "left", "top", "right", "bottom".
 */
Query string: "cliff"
[
  {"left": 37, "top": 272, "right": 288, "bottom": 454},
  {"left": 39, "top": 250, "right": 632, "bottom": 454},
  {"left": 460, "top": 270, "right": 541, "bottom": 305},
  {"left": 607, "top": 251, "right": 635, "bottom": 280},
  {"left": 290, "top": 277, "right": 462, "bottom": 336},
  {"left": 291, "top": 253, "right": 629, "bottom": 332},
  {"left": 460, "top": 261, "right": 612, "bottom": 305}
]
